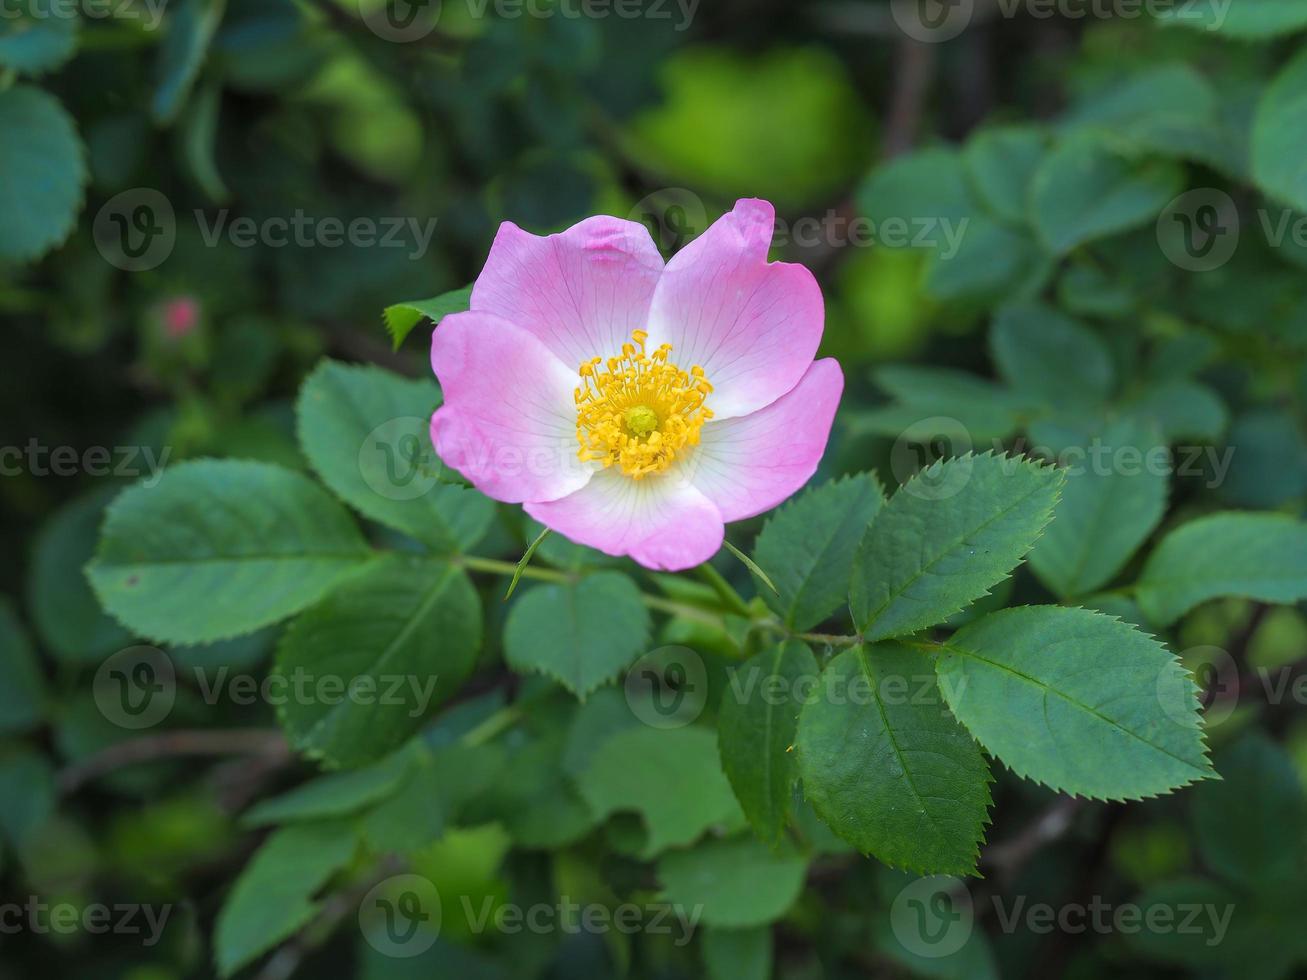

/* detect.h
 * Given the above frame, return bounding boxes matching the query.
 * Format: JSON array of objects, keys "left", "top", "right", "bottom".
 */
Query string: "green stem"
[
  {"left": 695, "top": 562, "right": 752, "bottom": 617},
  {"left": 460, "top": 704, "right": 521, "bottom": 748},
  {"left": 458, "top": 555, "right": 574, "bottom": 584}
]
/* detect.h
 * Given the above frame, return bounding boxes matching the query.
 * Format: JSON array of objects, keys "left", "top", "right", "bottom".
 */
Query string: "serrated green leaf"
[
  {"left": 1157, "top": 0, "right": 1307, "bottom": 39},
  {"left": 754, "top": 475, "right": 884, "bottom": 631},
  {"left": 577, "top": 725, "right": 743, "bottom": 857},
  {"left": 0, "top": 3, "right": 78, "bottom": 76},
  {"left": 796, "top": 643, "right": 993, "bottom": 875},
  {"left": 1030, "top": 134, "right": 1184, "bottom": 254},
  {"left": 702, "top": 926, "right": 772, "bottom": 980},
  {"left": 1193, "top": 734, "right": 1306, "bottom": 887},
  {"left": 935, "top": 606, "right": 1213, "bottom": 800},
  {"left": 0, "top": 85, "right": 86, "bottom": 262},
  {"left": 504, "top": 572, "right": 650, "bottom": 698},
  {"left": 990, "top": 301, "right": 1114, "bottom": 408},
  {"left": 1135, "top": 513, "right": 1307, "bottom": 626},
  {"left": 213, "top": 821, "right": 357, "bottom": 978},
  {"left": 850, "top": 453, "right": 1063, "bottom": 640},
  {"left": 274, "top": 556, "right": 481, "bottom": 768},
  {"left": 0, "top": 597, "right": 44, "bottom": 734},
  {"left": 718, "top": 641, "right": 818, "bottom": 844},
  {"left": 384, "top": 285, "right": 472, "bottom": 350},
  {"left": 1253, "top": 49, "right": 1307, "bottom": 213},
  {"left": 1029, "top": 418, "right": 1169, "bottom": 599},
  {"left": 658, "top": 836, "right": 807, "bottom": 928},
  {"left": 87, "top": 460, "right": 373, "bottom": 645},
  {"left": 296, "top": 358, "right": 493, "bottom": 553}
]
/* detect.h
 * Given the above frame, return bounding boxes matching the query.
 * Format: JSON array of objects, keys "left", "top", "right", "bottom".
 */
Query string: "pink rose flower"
[{"left": 430, "top": 198, "right": 843, "bottom": 571}]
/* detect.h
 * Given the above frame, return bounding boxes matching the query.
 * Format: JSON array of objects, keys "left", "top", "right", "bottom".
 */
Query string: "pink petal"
[
  {"left": 430, "top": 310, "right": 592, "bottom": 504},
  {"left": 646, "top": 199, "right": 824, "bottom": 419},
  {"left": 470, "top": 215, "right": 665, "bottom": 372},
  {"left": 680, "top": 358, "right": 844, "bottom": 522},
  {"left": 524, "top": 470, "right": 724, "bottom": 571}
]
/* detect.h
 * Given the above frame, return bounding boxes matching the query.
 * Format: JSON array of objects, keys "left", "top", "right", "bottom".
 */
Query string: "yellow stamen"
[{"left": 574, "top": 330, "right": 713, "bottom": 478}]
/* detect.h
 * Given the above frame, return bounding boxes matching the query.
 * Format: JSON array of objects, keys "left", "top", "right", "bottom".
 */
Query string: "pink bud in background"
[{"left": 161, "top": 296, "right": 201, "bottom": 339}]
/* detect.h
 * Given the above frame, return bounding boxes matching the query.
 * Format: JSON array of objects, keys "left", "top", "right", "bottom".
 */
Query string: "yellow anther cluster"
[{"left": 575, "top": 329, "right": 713, "bottom": 478}]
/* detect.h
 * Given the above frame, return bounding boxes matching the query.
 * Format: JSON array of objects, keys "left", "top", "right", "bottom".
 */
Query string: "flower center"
[{"left": 575, "top": 329, "right": 713, "bottom": 479}]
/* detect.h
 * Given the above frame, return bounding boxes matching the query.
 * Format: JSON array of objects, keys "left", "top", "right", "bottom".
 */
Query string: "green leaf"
[
  {"left": 241, "top": 752, "right": 410, "bottom": 826},
  {"left": 935, "top": 606, "right": 1213, "bottom": 800},
  {"left": 850, "top": 453, "right": 1063, "bottom": 640},
  {"left": 1030, "top": 134, "right": 1184, "bottom": 254},
  {"left": 923, "top": 217, "right": 1052, "bottom": 306},
  {"left": 963, "top": 125, "right": 1048, "bottom": 225},
  {"left": 990, "top": 301, "right": 1114, "bottom": 408},
  {"left": 296, "top": 359, "right": 493, "bottom": 553},
  {"left": 153, "top": 0, "right": 227, "bottom": 125},
  {"left": 796, "top": 644, "right": 993, "bottom": 875},
  {"left": 384, "top": 285, "right": 472, "bottom": 350},
  {"left": 1135, "top": 513, "right": 1307, "bottom": 626},
  {"left": 504, "top": 572, "right": 651, "bottom": 698},
  {"left": 28, "top": 490, "right": 132, "bottom": 664},
  {"left": 0, "top": 85, "right": 86, "bottom": 262},
  {"left": 1253, "top": 49, "right": 1307, "bottom": 213},
  {"left": 0, "top": 748, "right": 55, "bottom": 849},
  {"left": 274, "top": 556, "right": 481, "bottom": 768},
  {"left": 1193, "top": 734, "right": 1306, "bottom": 887},
  {"left": 864, "top": 366, "right": 1033, "bottom": 443},
  {"left": 0, "top": 597, "right": 44, "bottom": 733},
  {"left": 718, "top": 641, "right": 819, "bottom": 844},
  {"left": 703, "top": 926, "right": 772, "bottom": 980},
  {"left": 658, "top": 836, "right": 807, "bottom": 928},
  {"left": 1029, "top": 418, "right": 1169, "bottom": 599},
  {"left": 1157, "top": 0, "right": 1307, "bottom": 39},
  {"left": 0, "top": 2, "right": 78, "bottom": 76},
  {"left": 87, "top": 459, "right": 373, "bottom": 645},
  {"left": 1123, "top": 380, "right": 1228, "bottom": 443},
  {"left": 213, "top": 821, "right": 357, "bottom": 978},
  {"left": 859, "top": 147, "right": 976, "bottom": 232},
  {"left": 577, "top": 725, "right": 743, "bottom": 857},
  {"left": 1059, "top": 65, "right": 1237, "bottom": 175},
  {"left": 754, "top": 475, "right": 885, "bottom": 631},
  {"left": 466, "top": 734, "right": 596, "bottom": 849}
]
